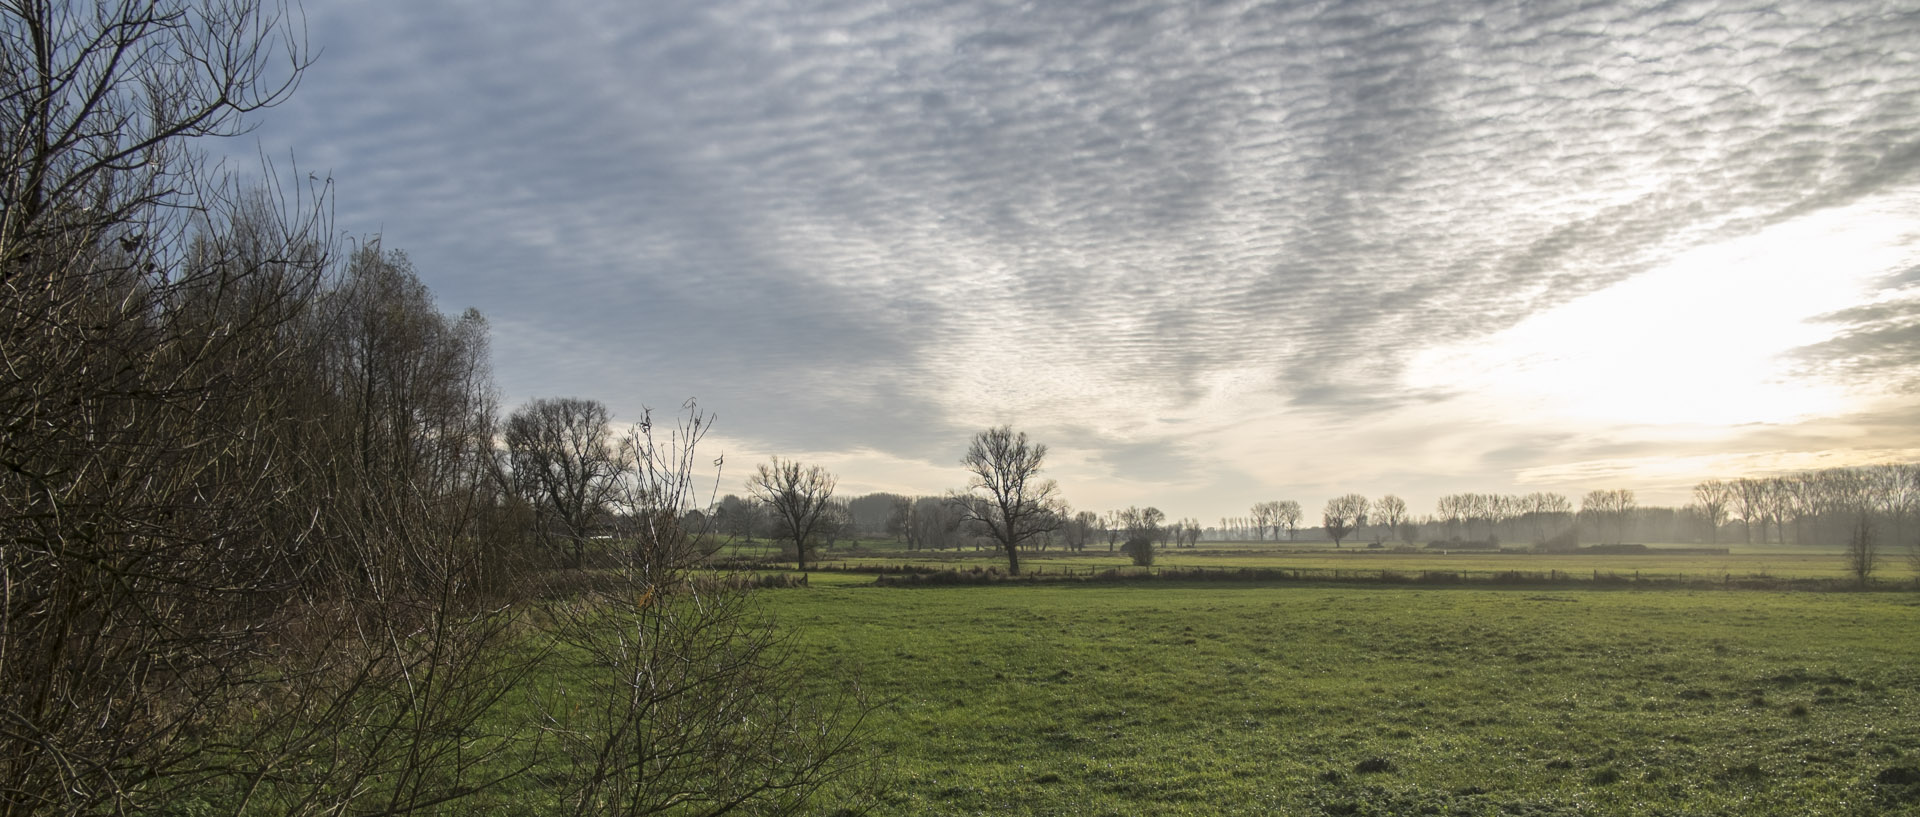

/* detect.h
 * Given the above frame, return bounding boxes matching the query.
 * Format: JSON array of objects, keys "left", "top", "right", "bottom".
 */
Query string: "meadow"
[
  {"left": 724, "top": 536, "right": 1903, "bottom": 583},
  {"left": 767, "top": 578, "right": 1920, "bottom": 816}
]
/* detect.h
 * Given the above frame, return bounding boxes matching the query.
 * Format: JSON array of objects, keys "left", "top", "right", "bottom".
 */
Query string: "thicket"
[{"left": 0, "top": 3, "right": 856, "bottom": 814}]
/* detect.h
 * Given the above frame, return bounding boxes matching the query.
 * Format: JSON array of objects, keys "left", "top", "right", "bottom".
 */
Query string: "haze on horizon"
[{"left": 249, "top": 0, "right": 1920, "bottom": 522}]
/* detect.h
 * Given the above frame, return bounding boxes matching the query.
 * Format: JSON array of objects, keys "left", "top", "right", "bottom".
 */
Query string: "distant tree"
[
  {"left": 1692, "top": 480, "right": 1733, "bottom": 543},
  {"left": 1121, "top": 506, "right": 1165, "bottom": 566},
  {"left": 1153, "top": 517, "right": 1175, "bottom": 551},
  {"left": 1178, "top": 517, "right": 1204, "bottom": 547},
  {"left": 1373, "top": 495, "right": 1408, "bottom": 544},
  {"left": 1250, "top": 502, "right": 1278, "bottom": 541},
  {"left": 887, "top": 495, "right": 914, "bottom": 544},
  {"left": 505, "top": 397, "right": 626, "bottom": 567},
  {"left": 846, "top": 492, "right": 908, "bottom": 538},
  {"left": 1731, "top": 478, "right": 1767, "bottom": 546},
  {"left": 956, "top": 426, "right": 1062, "bottom": 575},
  {"left": 1579, "top": 489, "right": 1637, "bottom": 545},
  {"left": 818, "top": 499, "right": 855, "bottom": 551},
  {"left": 748, "top": 458, "right": 837, "bottom": 570},
  {"left": 1323, "top": 494, "right": 1368, "bottom": 547},
  {"left": 1846, "top": 517, "right": 1879, "bottom": 587},
  {"left": 1067, "top": 510, "right": 1101, "bottom": 552},
  {"left": 1103, "top": 510, "right": 1126, "bottom": 552},
  {"left": 1274, "top": 500, "right": 1303, "bottom": 541},
  {"left": 1523, "top": 492, "right": 1573, "bottom": 544},
  {"left": 906, "top": 495, "right": 965, "bottom": 550},
  {"left": 714, "top": 494, "right": 765, "bottom": 542}
]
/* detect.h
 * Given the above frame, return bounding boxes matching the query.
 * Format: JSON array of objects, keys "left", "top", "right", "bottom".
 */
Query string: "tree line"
[{"left": 685, "top": 463, "right": 1920, "bottom": 575}]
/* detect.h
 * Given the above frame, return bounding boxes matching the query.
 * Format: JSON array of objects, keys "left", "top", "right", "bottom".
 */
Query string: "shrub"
[{"left": 1124, "top": 534, "right": 1156, "bottom": 567}]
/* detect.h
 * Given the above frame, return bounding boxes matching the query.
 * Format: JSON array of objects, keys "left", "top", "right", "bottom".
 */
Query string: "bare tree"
[
  {"left": 1322, "top": 494, "right": 1368, "bottom": 547},
  {"left": 956, "top": 426, "right": 1062, "bottom": 575},
  {"left": 0, "top": 0, "right": 311, "bottom": 271},
  {"left": 506, "top": 397, "right": 626, "bottom": 567},
  {"left": 1846, "top": 517, "right": 1879, "bottom": 588},
  {"left": 714, "top": 494, "right": 765, "bottom": 543},
  {"left": 1107, "top": 510, "right": 1129, "bottom": 551},
  {"left": 1274, "top": 500, "right": 1303, "bottom": 541},
  {"left": 748, "top": 458, "right": 838, "bottom": 571},
  {"left": 910, "top": 495, "right": 965, "bottom": 550},
  {"left": 1177, "top": 517, "right": 1204, "bottom": 548},
  {"left": 1692, "top": 480, "right": 1732, "bottom": 544},
  {"left": 1579, "top": 489, "right": 1636, "bottom": 545},
  {"left": 1067, "top": 510, "right": 1101, "bottom": 552},
  {"left": 888, "top": 495, "right": 914, "bottom": 545},
  {"left": 1121, "top": 506, "right": 1165, "bottom": 566},
  {"left": 1520, "top": 492, "right": 1572, "bottom": 544},
  {"left": 1731, "top": 478, "right": 1767, "bottom": 546},
  {"left": 544, "top": 403, "right": 868, "bottom": 817},
  {"left": 818, "top": 499, "right": 855, "bottom": 551},
  {"left": 1250, "top": 502, "right": 1278, "bottom": 541},
  {"left": 1374, "top": 495, "right": 1408, "bottom": 544}
]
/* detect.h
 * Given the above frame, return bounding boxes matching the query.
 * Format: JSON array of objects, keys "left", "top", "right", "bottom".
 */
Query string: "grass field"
[
  {"left": 717, "top": 537, "right": 1916, "bottom": 583},
  {"left": 767, "top": 580, "right": 1920, "bottom": 816}
]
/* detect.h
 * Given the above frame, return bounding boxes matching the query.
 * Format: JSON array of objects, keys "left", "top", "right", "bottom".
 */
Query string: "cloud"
[
  {"left": 241, "top": 0, "right": 1920, "bottom": 518},
  {"left": 1793, "top": 268, "right": 1920, "bottom": 392}
]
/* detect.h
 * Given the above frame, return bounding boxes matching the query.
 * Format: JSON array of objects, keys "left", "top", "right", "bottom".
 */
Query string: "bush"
[{"left": 1123, "top": 535, "right": 1156, "bottom": 567}]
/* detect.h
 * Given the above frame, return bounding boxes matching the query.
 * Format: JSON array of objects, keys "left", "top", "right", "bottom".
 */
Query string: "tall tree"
[
  {"left": 1732, "top": 478, "right": 1767, "bottom": 546},
  {"left": 1250, "top": 501, "right": 1278, "bottom": 541},
  {"left": 1579, "top": 489, "right": 1637, "bottom": 545},
  {"left": 747, "top": 458, "right": 838, "bottom": 571},
  {"left": 1121, "top": 506, "right": 1166, "bottom": 566},
  {"left": 1373, "top": 495, "right": 1408, "bottom": 544},
  {"left": 1274, "top": 500, "right": 1303, "bottom": 541},
  {"left": 910, "top": 495, "right": 965, "bottom": 550},
  {"left": 1323, "top": 494, "right": 1368, "bottom": 547},
  {"left": 505, "top": 397, "right": 625, "bottom": 567},
  {"left": 1846, "top": 517, "right": 1879, "bottom": 587},
  {"left": 956, "top": 426, "right": 1061, "bottom": 575},
  {"left": 1692, "top": 480, "right": 1733, "bottom": 544},
  {"left": 1104, "top": 510, "right": 1127, "bottom": 551},
  {"left": 887, "top": 495, "right": 915, "bottom": 545},
  {"left": 1523, "top": 492, "right": 1573, "bottom": 544},
  {"left": 1068, "top": 510, "right": 1102, "bottom": 552}
]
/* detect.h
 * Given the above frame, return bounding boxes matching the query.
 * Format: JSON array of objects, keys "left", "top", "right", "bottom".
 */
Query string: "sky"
[{"left": 241, "top": 0, "right": 1920, "bottom": 524}]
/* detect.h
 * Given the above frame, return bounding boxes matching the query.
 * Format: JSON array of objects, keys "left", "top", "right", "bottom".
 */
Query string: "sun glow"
[{"left": 1408, "top": 194, "right": 1920, "bottom": 429}]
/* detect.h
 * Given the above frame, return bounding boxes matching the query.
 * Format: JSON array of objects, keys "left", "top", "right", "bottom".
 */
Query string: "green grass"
[
  {"left": 768, "top": 581, "right": 1920, "bottom": 816},
  {"left": 769, "top": 537, "right": 1902, "bottom": 582}
]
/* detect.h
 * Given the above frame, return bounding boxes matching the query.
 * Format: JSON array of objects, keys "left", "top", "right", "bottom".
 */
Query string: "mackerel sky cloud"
[{"left": 252, "top": 0, "right": 1920, "bottom": 520}]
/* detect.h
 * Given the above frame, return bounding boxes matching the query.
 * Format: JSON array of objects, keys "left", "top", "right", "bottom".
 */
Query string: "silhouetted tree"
[
  {"left": 1373, "top": 495, "right": 1408, "bottom": 544},
  {"left": 506, "top": 397, "right": 625, "bottom": 566},
  {"left": 1121, "top": 506, "right": 1165, "bottom": 566},
  {"left": 1250, "top": 502, "right": 1278, "bottom": 540},
  {"left": 1323, "top": 494, "right": 1368, "bottom": 547},
  {"left": 1692, "top": 480, "right": 1732, "bottom": 543},
  {"left": 956, "top": 426, "right": 1062, "bottom": 575},
  {"left": 1846, "top": 517, "right": 1879, "bottom": 587},
  {"left": 1275, "top": 500, "right": 1303, "bottom": 541},
  {"left": 748, "top": 458, "right": 837, "bottom": 570}
]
